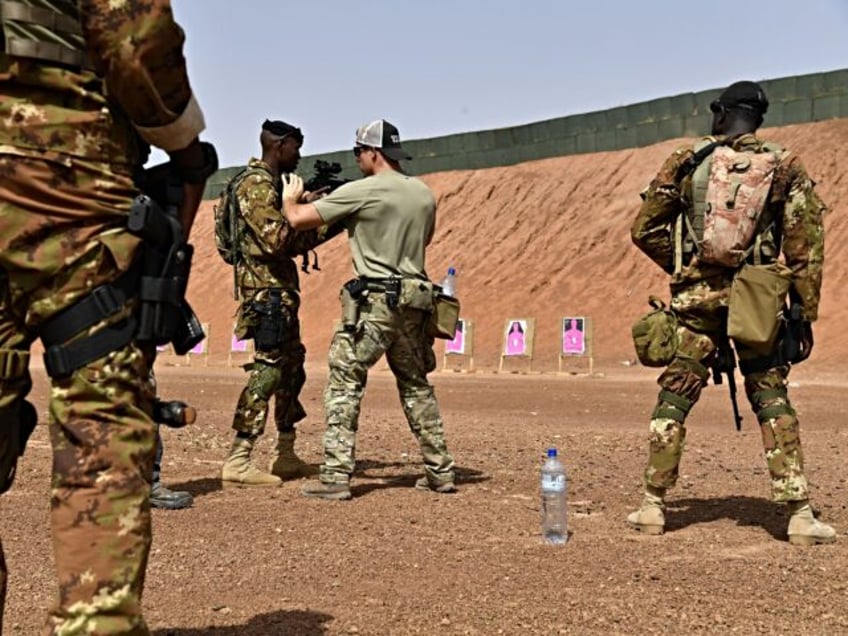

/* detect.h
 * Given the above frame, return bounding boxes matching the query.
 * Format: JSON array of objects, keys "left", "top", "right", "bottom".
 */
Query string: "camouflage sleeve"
[
  {"left": 776, "top": 155, "right": 826, "bottom": 321},
  {"left": 79, "top": 0, "right": 204, "bottom": 151},
  {"left": 630, "top": 147, "right": 691, "bottom": 273},
  {"left": 238, "top": 174, "right": 294, "bottom": 259}
]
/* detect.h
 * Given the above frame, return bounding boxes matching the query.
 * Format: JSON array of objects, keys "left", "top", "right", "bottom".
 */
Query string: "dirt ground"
[
  {"left": 3, "top": 361, "right": 847, "bottom": 635},
  {"left": 4, "top": 117, "right": 848, "bottom": 634}
]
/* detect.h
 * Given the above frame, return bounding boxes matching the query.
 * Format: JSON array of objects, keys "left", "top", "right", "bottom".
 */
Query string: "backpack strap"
[
  {"left": 688, "top": 138, "right": 722, "bottom": 247},
  {"left": 224, "top": 166, "right": 265, "bottom": 300},
  {"left": 671, "top": 137, "right": 726, "bottom": 273}
]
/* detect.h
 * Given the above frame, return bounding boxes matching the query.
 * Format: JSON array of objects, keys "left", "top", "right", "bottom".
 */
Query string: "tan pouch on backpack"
[{"left": 727, "top": 263, "right": 791, "bottom": 354}]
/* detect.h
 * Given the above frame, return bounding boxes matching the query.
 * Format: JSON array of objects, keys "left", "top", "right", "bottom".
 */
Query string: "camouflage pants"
[
  {"left": 231, "top": 289, "right": 307, "bottom": 437},
  {"left": 644, "top": 319, "right": 808, "bottom": 502},
  {"left": 0, "top": 155, "right": 156, "bottom": 635},
  {"left": 320, "top": 292, "right": 455, "bottom": 486}
]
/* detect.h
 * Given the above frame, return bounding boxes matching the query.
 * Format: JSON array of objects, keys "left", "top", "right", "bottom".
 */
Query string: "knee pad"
[
  {"left": 652, "top": 389, "right": 694, "bottom": 423},
  {"left": 750, "top": 388, "right": 795, "bottom": 424},
  {"left": 249, "top": 361, "right": 283, "bottom": 401}
]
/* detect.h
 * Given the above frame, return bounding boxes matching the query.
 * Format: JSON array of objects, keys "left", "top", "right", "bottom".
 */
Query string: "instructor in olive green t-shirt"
[{"left": 281, "top": 119, "right": 456, "bottom": 501}]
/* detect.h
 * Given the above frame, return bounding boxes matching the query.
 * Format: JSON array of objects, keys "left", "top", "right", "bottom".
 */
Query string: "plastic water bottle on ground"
[
  {"left": 440, "top": 266, "right": 457, "bottom": 297},
  {"left": 541, "top": 448, "right": 567, "bottom": 545}
]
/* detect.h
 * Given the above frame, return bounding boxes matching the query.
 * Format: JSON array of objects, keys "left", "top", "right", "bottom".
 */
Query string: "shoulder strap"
[
  {"left": 225, "top": 166, "right": 269, "bottom": 300},
  {"left": 684, "top": 138, "right": 730, "bottom": 250},
  {"left": 672, "top": 137, "right": 729, "bottom": 272},
  {"left": 674, "top": 137, "right": 725, "bottom": 182}
]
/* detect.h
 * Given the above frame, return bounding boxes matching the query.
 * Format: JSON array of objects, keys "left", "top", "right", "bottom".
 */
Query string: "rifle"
[
  {"left": 712, "top": 335, "right": 743, "bottom": 431},
  {"left": 298, "top": 160, "right": 352, "bottom": 273},
  {"left": 304, "top": 159, "right": 351, "bottom": 194}
]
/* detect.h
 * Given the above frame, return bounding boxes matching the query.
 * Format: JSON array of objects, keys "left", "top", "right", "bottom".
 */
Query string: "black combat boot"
[{"left": 152, "top": 400, "right": 197, "bottom": 428}]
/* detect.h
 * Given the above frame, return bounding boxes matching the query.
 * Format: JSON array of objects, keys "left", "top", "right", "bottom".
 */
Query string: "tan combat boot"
[
  {"left": 787, "top": 500, "right": 837, "bottom": 546},
  {"left": 626, "top": 485, "right": 666, "bottom": 535},
  {"left": 301, "top": 480, "right": 352, "bottom": 501},
  {"left": 221, "top": 437, "right": 282, "bottom": 487},
  {"left": 269, "top": 431, "right": 317, "bottom": 480}
]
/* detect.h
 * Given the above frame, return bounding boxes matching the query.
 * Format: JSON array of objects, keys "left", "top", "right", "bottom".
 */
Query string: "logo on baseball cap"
[{"left": 355, "top": 119, "right": 412, "bottom": 161}]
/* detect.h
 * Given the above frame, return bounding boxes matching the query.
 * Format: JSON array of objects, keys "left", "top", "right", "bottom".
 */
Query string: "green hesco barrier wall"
[{"left": 203, "top": 68, "right": 848, "bottom": 199}]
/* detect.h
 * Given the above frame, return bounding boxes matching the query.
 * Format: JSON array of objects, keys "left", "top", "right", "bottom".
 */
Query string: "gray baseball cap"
[{"left": 355, "top": 119, "right": 412, "bottom": 161}]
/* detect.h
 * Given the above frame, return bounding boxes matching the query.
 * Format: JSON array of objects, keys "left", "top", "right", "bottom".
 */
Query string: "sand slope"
[{"left": 186, "top": 119, "right": 848, "bottom": 371}]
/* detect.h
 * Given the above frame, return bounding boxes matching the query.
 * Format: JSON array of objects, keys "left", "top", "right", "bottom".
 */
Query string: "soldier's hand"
[
  {"left": 282, "top": 173, "right": 305, "bottom": 204},
  {"left": 303, "top": 186, "right": 331, "bottom": 203},
  {"left": 798, "top": 321, "right": 814, "bottom": 361}
]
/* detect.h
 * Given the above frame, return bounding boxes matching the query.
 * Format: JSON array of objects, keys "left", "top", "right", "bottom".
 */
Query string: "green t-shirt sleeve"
[{"left": 314, "top": 178, "right": 371, "bottom": 225}]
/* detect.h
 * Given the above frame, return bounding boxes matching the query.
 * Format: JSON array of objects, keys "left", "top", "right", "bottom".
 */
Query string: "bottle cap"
[
  {"left": 447, "top": 266, "right": 456, "bottom": 276},
  {"left": 547, "top": 448, "right": 557, "bottom": 458}
]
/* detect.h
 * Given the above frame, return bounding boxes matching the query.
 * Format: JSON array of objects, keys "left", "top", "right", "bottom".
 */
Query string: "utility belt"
[
  {"left": 340, "top": 277, "right": 435, "bottom": 332},
  {"left": 40, "top": 195, "right": 203, "bottom": 378}
]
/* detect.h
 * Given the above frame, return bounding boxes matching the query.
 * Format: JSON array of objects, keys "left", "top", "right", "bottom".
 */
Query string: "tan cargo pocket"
[
  {"left": 728, "top": 264, "right": 791, "bottom": 354},
  {"left": 631, "top": 296, "right": 678, "bottom": 367},
  {"left": 426, "top": 293, "right": 460, "bottom": 339}
]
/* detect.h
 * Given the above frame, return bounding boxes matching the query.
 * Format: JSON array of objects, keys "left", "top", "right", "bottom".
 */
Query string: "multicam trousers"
[
  {"left": 320, "top": 291, "right": 455, "bottom": 486},
  {"left": 231, "top": 289, "right": 307, "bottom": 437},
  {"left": 644, "top": 317, "right": 808, "bottom": 503},
  {"left": 0, "top": 155, "right": 156, "bottom": 635}
]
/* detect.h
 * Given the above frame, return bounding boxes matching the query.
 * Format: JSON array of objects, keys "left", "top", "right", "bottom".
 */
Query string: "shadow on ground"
[
  {"left": 165, "top": 477, "right": 222, "bottom": 498},
  {"left": 667, "top": 495, "right": 787, "bottom": 540},
  {"left": 352, "top": 463, "right": 488, "bottom": 497},
  {"left": 166, "top": 464, "right": 488, "bottom": 500},
  {"left": 154, "top": 609, "right": 333, "bottom": 636}
]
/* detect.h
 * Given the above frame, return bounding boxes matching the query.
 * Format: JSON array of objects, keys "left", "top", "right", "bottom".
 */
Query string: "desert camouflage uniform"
[
  {"left": 631, "top": 133, "right": 826, "bottom": 503},
  {"left": 312, "top": 172, "right": 456, "bottom": 489},
  {"left": 0, "top": 1, "right": 204, "bottom": 633},
  {"left": 322, "top": 295, "right": 455, "bottom": 485},
  {"left": 230, "top": 159, "right": 333, "bottom": 438}
]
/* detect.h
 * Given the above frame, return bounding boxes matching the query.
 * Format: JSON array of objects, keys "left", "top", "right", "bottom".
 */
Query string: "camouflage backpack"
[
  {"left": 685, "top": 140, "right": 782, "bottom": 268},
  {"left": 213, "top": 167, "right": 265, "bottom": 266}
]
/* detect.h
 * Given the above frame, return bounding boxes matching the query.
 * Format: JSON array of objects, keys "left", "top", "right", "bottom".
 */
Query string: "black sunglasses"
[{"left": 353, "top": 146, "right": 374, "bottom": 157}]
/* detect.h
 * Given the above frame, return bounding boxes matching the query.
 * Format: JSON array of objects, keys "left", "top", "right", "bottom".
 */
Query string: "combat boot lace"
[
  {"left": 626, "top": 486, "right": 666, "bottom": 535},
  {"left": 787, "top": 501, "right": 837, "bottom": 546},
  {"left": 270, "top": 432, "right": 318, "bottom": 480},
  {"left": 221, "top": 438, "right": 282, "bottom": 487}
]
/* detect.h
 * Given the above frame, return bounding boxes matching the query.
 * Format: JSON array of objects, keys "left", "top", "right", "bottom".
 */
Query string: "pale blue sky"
[{"left": 168, "top": 0, "right": 848, "bottom": 168}]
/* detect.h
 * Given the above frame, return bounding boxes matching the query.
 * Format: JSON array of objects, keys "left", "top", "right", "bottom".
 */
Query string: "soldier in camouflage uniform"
[
  {"left": 220, "top": 120, "right": 339, "bottom": 487},
  {"left": 0, "top": 1, "right": 214, "bottom": 633},
  {"left": 281, "top": 119, "right": 456, "bottom": 501},
  {"left": 628, "top": 81, "right": 835, "bottom": 545}
]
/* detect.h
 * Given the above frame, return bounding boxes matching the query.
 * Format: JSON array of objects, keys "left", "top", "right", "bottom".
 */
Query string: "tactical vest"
[
  {"left": 0, "top": 0, "right": 90, "bottom": 69},
  {"left": 674, "top": 137, "right": 784, "bottom": 274}
]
